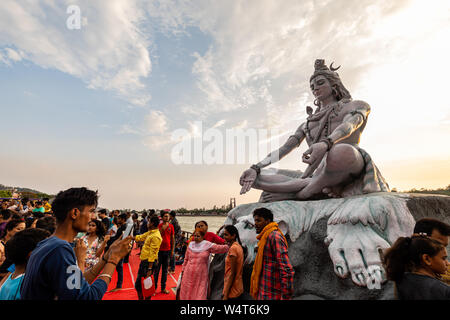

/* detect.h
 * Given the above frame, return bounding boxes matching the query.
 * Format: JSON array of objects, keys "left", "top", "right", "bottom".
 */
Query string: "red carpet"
[{"left": 102, "top": 245, "right": 182, "bottom": 300}]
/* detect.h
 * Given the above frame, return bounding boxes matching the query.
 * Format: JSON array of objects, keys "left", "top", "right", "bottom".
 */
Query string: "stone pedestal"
[{"left": 209, "top": 192, "right": 450, "bottom": 300}]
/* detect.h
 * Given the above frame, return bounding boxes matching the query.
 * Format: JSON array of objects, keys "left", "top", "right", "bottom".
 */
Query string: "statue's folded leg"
[
  {"left": 259, "top": 191, "right": 298, "bottom": 203},
  {"left": 296, "top": 144, "right": 365, "bottom": 200},
  {"left": 253, "top": 168, "right": 309, "bottom": 193},
  {"left": 255, "top": 177, "right": 310, "bottom": 193}
]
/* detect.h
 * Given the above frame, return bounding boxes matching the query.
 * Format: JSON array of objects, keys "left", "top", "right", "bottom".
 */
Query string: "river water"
[{"left": 176, "top": 215, "right": 228, "bottom": 234}]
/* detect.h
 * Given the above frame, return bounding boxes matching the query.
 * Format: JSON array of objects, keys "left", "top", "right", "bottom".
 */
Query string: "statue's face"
[{"left": 310, "top": 75, "right": 333, "bottom": 102}]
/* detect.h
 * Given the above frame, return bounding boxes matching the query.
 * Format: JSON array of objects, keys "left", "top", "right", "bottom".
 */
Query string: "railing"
[{"left": 182, "top": 230, "right": 193, "bottom": 239}]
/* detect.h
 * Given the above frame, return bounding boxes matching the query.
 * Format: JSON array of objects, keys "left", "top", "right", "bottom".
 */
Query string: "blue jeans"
[
  {"left": 115, "top": 259, "right": 123, "bottom": 288},
  {"left": 153, "top": 251, "right": 170, "bottom": 291}
]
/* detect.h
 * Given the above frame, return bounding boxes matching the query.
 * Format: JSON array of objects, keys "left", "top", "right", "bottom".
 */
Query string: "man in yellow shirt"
[
  {"left": 133, "top": 215, "right": 162, "bottom": 300},
  {"left": 42, "top": 198, "right": 52, "bottom": 213},
  {"left": 413, "top": 218, "right": 450, "bottom": 285}
]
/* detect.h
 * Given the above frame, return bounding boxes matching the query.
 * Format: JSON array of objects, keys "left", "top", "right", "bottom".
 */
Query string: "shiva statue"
[{"left": 239, "top": 59, "right": 389, "bottom": 202}]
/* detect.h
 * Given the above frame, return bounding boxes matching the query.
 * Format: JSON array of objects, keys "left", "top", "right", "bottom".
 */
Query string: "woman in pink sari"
[{"left": 178, "top": 229, "right": 229, "bottom": 300}]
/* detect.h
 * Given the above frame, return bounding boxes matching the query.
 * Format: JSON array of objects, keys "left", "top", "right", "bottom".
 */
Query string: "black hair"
[
  {"left": 35, "top": 201, "right": 43, "bottom": 206},
  {"left": 33, "top": 211, "right": 44, "bottom": 219},
  {"left": 88, "top": 219, "right": 106, "bottom": 240},
  {"left": 43, "top": 197, "right": 49, "bottom": 201},
  {"left": 98, "top": 208, "right": 107, "bottom": 215},
  {"left": 51, "top": 187, "right": 98, "bottom": 224},
  {"left": 36, "top": 216, "right": 56, "bottom": 235},
  {"left": 253, "top": 207, "right": 273, "bottom": 222},
  {"left": 25, "top": 216, "right": 37, "bottom": 229},
  {"left": 414, "top": 218, "right": 450, "bottom": 236},
  {"left": 195, "top": 220, "right": 208, "bottom": 229},
  {"left": 160, "top": 211, "right": 170, "bottom": 218},
  {"left": 224, "top": 225, "right": 248, "bottom": 260},
  {"left": 10, "top": 213, "right": 22, "bottom": 221},
  {"left": 0, "top": 209, "right": 12, "bottom": 220},
  {"left": 149, "top": 216, "right": 160, "bottom": 228},
  {"left": 382, "top": 235, "right": 445, "bottom": 282},
  {"left": 169, "top": 210, "right": 176, "bottom": 217},
  {"left": 4, "top": 218, "right": 25, "bottom": 234},
  {"left": 5, "top": 228, "right": 50, "bottom": 265},
  {"left": 149, "top": 209, "right": 155, "bottom": 215},
  {"left": 118, "top": 213, "right": 128, "bottom": 221}
]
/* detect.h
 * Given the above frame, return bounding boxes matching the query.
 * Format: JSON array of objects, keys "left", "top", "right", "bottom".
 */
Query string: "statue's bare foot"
[
  {"left": 260, "top": 191, "right": 297, "bottom": 203},
  {"left": 322, "top": 186, "right": 343, "bottom": 198},
  {"left": 325, "top": 222, "right": 389, "bottom": 287}
]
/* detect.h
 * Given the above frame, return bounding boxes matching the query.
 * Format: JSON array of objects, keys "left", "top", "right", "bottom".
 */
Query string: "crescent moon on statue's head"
[{"left": 330, "top": 62, "right": 341, "bottom": 72}]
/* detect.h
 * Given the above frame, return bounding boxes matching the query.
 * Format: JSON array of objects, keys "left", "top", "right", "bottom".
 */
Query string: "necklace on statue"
[{"left": 305, "top": 101, "right": 341, "bottom": 142}]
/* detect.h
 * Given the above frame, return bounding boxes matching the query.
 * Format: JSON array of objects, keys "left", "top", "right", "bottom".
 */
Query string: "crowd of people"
[{"left": 0, "top": 187, "right": 449, "bottom": 300}]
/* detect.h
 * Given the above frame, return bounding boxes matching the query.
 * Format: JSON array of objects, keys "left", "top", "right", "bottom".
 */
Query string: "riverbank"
[{"left": 177, "top": 215, "right": 227, "bottom": 234}]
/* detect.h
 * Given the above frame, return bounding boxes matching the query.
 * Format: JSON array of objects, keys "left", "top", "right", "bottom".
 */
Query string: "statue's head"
[{"left": 310, "top": 59, "right": 351, "bottom": 104}]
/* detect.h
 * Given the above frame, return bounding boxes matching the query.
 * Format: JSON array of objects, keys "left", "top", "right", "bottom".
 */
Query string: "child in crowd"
[
  {"left": 0, "top": 228, "right": 51, "bottom": 300},
  {"left": 174, "top": 241, "right": 187, "bottom": 265}
]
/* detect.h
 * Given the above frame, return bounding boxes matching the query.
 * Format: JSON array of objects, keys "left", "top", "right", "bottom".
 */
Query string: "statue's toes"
[
  {"left": 362, "top": 247, "right": 388, "bottom": 286},
  {"left": 345, "top": 248, "right": 370, "bottom": 287},
  {"left": 329, "top": 247, "right": 349, "bottom": 279},
  {"left": 365, "top": 264, "right": 386, "bottom": 289},
  {"left": 350, "top": 267, "right": 370, "bottom": 287},
  {"left": 362, "top": 246, "right": 385, "bottom": 269},
  {"left": 322, "top": 187, "right": 332, "bottom": 194}
]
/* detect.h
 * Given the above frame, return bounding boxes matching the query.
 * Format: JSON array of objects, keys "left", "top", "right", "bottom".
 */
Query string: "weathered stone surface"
[{"left": 209, "top": 192, "right": 450, "bottom": 300}]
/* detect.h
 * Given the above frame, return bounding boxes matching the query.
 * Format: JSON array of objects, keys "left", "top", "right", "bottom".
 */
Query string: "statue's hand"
[
  {"left": 301, "top": 142, "right": 328, "bottom": 178},
  {"left": 239, "top": 168, "right": 257, "bottom": 194}
]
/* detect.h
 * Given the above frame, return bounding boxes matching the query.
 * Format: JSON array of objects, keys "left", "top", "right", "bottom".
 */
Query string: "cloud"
[
  {"left": 118, "top": 109, "right": 172, "bottom": 150},
  {"left": 0, "top": 0, "right": 152, "bottom": 106},
  {"left": 145, "top": 110, "right": 168, "bottom": 134},
  {"left": 4, "top": 0, "right": 448, "bottom": 162},
  {"left": 142, "top": 0, "right": 422, "bottom": 131},
  {"left": 0, "top": 47, "right": 25, "bottom": 65}
]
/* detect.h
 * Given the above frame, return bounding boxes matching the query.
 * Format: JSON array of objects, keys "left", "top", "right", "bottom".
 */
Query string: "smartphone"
[{"left": 122, "top": 224, "right": 134, "bottom": 239}]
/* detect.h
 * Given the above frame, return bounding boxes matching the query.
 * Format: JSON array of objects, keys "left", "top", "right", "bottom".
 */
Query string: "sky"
[{"left": 0, "top": 0, "right": 449, "bottom": 210}]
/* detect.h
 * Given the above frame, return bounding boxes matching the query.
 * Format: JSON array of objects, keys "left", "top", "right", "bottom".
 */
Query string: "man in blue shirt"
[{"left": 20, "top": 187, "right": 133, "bottom": 300}]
